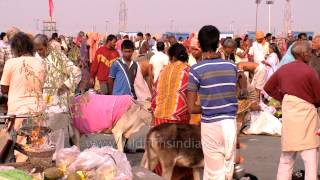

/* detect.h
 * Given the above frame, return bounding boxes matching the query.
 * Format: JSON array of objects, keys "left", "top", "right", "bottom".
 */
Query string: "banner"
[{"left": 49, "top": 0, "right": 54, "bottom": 18}]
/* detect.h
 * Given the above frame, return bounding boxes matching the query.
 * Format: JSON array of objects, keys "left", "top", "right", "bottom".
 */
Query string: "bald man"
[{"left": 264, "top": 41, "right": 320, "bottom": 180}]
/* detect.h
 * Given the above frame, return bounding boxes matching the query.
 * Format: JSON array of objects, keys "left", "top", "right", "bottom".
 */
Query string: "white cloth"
[
  {"left": 134, "top": 64, "right": 151, "bottom": 101},
  {"left": 201, "top": 120, "right": 237, "bottom": 180},
  {"left": 277, "top": 148, "right": 319, "bottom": 180},
  {"left": 235, "top": 48, "right": 248, "bottom": 64},
  {"left": 61, "top": 40, "right": 68, "bottom": 50},
  {"left": 0, "top": 40, "right": 5, "bottom": 49},
  {"left": 188, "top": 54, "right": 197, "bottom": 66},
  {"left": 265, "top": 52, "right": 279, "bottom": 81},
  {"left": 249, "top": 41, "right": 269, "bottom": 64},
  {"left": 149, "top": 51, "right": 169, "bottom": 82},
  {"left": 135, "top": 40, "right": 146, "bottom": 50},
  {"left": 251, "top": 63, "right": 267, "bottom": 91},
  {"left": 50, "top": 40, "right": 61, "bottom": 50},
  {"left": 243, "top": 103, "right": 282, "bottom": 136}
]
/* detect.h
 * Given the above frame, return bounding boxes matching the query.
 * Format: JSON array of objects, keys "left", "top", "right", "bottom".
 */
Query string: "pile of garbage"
[
  {"left": 0, "top": 146, "right": 132, "bottom": 180},
  {"left": 49, "top": 146, "right": 133, "bottom": 180}
]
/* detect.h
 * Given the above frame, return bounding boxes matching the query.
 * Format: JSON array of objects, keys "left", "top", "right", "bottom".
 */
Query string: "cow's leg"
[
  {"left": 141, "top": 131, "right": 158, "bottom": 170},
  {"left": 112, "top": 131, "right": 124, "bottom": 152},
  {"left": 141, "top": 148, "right": 159, "bottom": 171},
  {"left": 160, "top": 159, "right": 175, "bottom": 180},
  {"left": 140, "top": 152, "right": 159, "bottom": 171},
  {"left": 71, "top": 126, "right": 81, "bottom": 148},
  {"left": 193, "top": 168, "right": 202, "bottom": 180},
  {"left": 148, "top": 156, "right": 160, "bottom": 172},
  {"left": 140, "top": 152, "right": 149, "bottom": 169},
  {"left": 112, "top": 106, "right": 136, "bottom": 152}
]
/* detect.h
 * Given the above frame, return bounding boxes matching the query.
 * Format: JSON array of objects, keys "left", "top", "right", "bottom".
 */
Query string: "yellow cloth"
[
  {"left": 190, "top": 95, "right": 201, "bottom": 125},
  {"left": 190, "top": 114, "right": 201, "bottom": 125}
]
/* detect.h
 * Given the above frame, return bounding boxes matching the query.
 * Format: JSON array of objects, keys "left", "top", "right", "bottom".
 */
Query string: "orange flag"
[{"left": 49, "top": 0, "right": 54, "bottom": 18}]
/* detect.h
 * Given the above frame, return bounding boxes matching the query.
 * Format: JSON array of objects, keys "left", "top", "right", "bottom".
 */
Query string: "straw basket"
[{"left": 237, "top": 100, "right": 251, "bottom": 115}]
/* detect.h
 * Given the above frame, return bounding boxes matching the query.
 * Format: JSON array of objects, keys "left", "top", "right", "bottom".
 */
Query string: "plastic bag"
[
  {"left": 98, "top": 147, "right": 132, "bottom": 180},
  {"left": 243, "top": 111, "right": 282, "bottom": 136},
  {"left": 67, "top": 151, "right": 106, "bottom": 172},
  {"left": 66, "top": 146, "right": 132, "bottom": 180},
  {"left": 0, "top": 166, "right": 14, "bottom": 171},
  {"left": 95, "top": 161, "right": 118, "bottom": 180},
  {"left": 56, "top": 146, "right": 80, "bottom": 172}
]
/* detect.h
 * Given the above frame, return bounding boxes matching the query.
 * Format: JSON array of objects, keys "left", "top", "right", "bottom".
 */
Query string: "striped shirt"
[
  {"left": 188, "top": 59, "right": 238, "bottom": 123},
  {"left": 0, "top": 44, "right": 14, "bottom": 77}
]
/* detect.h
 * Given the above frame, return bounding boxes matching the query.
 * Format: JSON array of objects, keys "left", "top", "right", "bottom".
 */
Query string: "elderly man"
[
  {"left": 310, "top": 35, "right": 320, "bottom": 76},
  {"left": 220, "top": 39, "right": 237, "bottom": 63},
  {"left": 311, "top": 35, "right": 320, "bottom": 57},
  {"left": 0, "top": 27, "right": 20, "bottom": 78},
  {"left": 264, "top": 41, "right": 320, "bottom": 180},
  {"left": 33, "top": 34, "right": 81, "bottom": 158},
  {"left": 248, "top": 31, "right": 269, "bottom": 63}
]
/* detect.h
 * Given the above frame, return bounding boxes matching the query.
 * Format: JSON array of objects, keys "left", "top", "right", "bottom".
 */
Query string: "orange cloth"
[
  {"left": 190, "top": 114, "right": 201, "bottom": 125},
  {"left": 190, "top": 95, "right": 201, "bottom": 125},
  {"left": 152, "top": 61, "right": 190, "bottom": 122},
  {"left": 87, "top": 32, "right": 100, "bottom": 63},
  {"left": 256, "top": 31, "right": 265, "bottom": 39}
]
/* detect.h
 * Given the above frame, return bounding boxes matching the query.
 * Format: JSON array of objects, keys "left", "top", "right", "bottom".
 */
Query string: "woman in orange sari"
[{"left": 151, "top": 43, "right": 192, "bottom": 179}]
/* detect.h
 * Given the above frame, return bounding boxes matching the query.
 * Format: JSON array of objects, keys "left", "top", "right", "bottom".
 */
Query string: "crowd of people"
[{"left": 0, "top": 24, "right": 320, "bottom": 179}]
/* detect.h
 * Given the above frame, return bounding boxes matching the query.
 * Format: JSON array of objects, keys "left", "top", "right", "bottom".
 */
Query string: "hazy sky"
[{"left": 0, "top": 0, "right": 319, "bottom": 36}]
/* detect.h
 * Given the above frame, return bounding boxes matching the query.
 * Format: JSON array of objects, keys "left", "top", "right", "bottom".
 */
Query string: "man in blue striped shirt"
[{"left": 187, "top": 25, "right": 238, "bottom": 180}]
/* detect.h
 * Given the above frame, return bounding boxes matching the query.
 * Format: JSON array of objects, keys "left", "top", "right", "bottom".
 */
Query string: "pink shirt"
[{"left": 1, "top": 56, "right": 45, "bottom": 115}]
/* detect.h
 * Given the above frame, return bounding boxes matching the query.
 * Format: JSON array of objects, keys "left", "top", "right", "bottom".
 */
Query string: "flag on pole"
[{"left": 49, "top": 0, "right": 54, "bottom": 18}]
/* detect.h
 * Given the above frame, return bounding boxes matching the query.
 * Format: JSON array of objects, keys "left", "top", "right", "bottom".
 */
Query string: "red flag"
[{"left": 49, "top": 0, "right": 54, "bottom": 18}]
